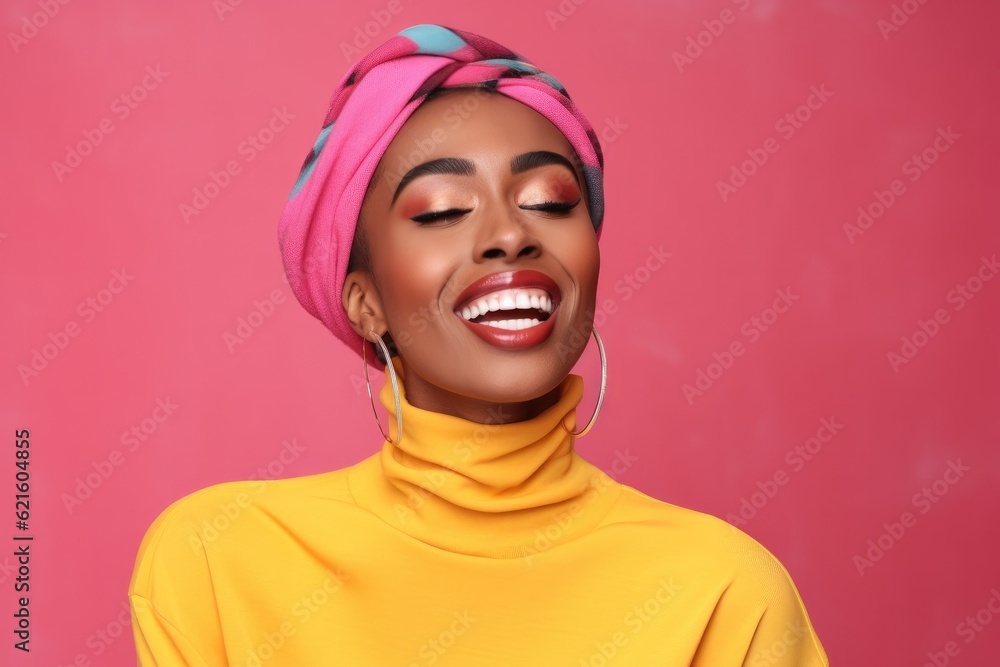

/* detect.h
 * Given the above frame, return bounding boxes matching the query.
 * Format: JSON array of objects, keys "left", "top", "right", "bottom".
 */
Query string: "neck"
[
  {"left": 395, "top": 356, "right": 564, "bottom": 423},
  {"left": 347, "top": 356, "right": 622, "bottom": 558}
]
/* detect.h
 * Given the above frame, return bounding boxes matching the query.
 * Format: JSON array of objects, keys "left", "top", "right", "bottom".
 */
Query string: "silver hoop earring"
[
  {"left": 563, "top": 326, "right": 607, "bottom": 437},
  {"left": 362, "top": 329, "right": 403, "bottom": 446}
]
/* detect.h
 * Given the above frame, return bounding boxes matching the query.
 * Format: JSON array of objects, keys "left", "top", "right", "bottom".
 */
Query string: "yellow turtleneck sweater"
[{"left": 128, "top": 358, "right": 828, "bottom": 666}]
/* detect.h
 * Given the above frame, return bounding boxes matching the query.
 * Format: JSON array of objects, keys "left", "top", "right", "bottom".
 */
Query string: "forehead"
[{"left": 380, "top": 88, "right": 579, "bottom": 174}]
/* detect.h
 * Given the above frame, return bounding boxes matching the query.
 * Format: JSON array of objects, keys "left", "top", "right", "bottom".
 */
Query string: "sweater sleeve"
[
  {"left": 691, "top": 521, "right": 829, "bottom": 667},
  {"left": 130, "top": 594, "right": 212, "bottom": 667},
  {"left": 127, "top": 488, "right": 231, "bottom": 665},
  {"left": 739, "top": 556, "right": 829, "bottom": 667}
]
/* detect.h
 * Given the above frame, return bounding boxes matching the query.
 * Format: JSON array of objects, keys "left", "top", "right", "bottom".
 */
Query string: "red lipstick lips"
[{"left": 453, "top": 270, "right": 562, "bottom": 349}]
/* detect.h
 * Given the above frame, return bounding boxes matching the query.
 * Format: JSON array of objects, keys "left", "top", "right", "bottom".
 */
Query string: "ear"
[{"left": 342, "top": 269, "right": 388, "bottom": 340}]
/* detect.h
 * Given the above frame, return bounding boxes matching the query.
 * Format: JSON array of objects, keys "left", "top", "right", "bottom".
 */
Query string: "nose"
[{"left": 473, "top": 206, "right": 542, "bottom": 263}]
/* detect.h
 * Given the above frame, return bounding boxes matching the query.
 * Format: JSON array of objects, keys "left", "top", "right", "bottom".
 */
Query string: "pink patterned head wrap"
[{"left": 277, "top": 24, "right": 605, "bottom": 368}]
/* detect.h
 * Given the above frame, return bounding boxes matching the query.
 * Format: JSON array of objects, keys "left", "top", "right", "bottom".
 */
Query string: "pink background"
[{"left": 3, "top": 0, "right": 998, "bottom": 664}]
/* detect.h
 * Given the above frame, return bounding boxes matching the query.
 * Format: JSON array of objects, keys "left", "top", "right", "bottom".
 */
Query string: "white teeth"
[
  {"left": 456, "top": 287, "right": 555, "bottom": 322},
  {"left": 483, "top": 318, "right": 541, "bottom": 330}
]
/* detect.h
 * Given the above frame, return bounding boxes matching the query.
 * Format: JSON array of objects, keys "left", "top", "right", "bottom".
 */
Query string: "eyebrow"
[{"left": 389, "top": 150, "right": 581, "bottom": 206}]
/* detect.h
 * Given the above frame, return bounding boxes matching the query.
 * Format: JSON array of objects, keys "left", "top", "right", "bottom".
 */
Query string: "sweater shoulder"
[
  {"left": 127, "top": 457, "right": 364, "bottom": 598},
  {"left": 611, "top": 483, "right": 803, "bottom": 587},
  {"left": 612, "top": 482, "right": 741, "bottom": 536},
  {"left": 609, "top": 484, "right": 827, "bottom": 663},
  {"left": 143, "top": 461, "right": 357, "bottom": 526}
]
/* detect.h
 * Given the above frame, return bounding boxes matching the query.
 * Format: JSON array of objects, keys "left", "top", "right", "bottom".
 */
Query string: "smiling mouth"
[{"left": 455, "top": 287, "right": 555, "bottom": 330}]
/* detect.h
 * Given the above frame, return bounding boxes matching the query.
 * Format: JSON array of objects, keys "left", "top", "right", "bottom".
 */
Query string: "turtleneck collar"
[{"left": 348, "top": 357, "right": 622, "bottom": 558}]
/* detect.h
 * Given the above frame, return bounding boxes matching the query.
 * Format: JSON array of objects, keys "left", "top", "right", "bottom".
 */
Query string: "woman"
[{"left": 129, "top": 24, "right": 828, "bottom": 666}]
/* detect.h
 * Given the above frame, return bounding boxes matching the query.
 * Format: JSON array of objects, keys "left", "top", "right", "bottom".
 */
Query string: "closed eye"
[
  {"left": 410, "top": 208, "right": 472, "bottom": 224},
  {"left": 410, "top": 199, "right": 580, "bottom": 224},
  {"left": 521, "top": 199, "right": 581, "bottom": 213}
]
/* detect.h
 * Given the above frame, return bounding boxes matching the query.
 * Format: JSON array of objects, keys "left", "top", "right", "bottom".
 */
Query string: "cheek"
[
  {"left": 376, "top": 236, "right": 455, "bottom": 331},
  {"left": 562, "top": 220, "right": 601, "bottom": 270},
  {"left": 581, "top": 242, "right": 601, "bottom": 300},
  {"left": 565, "top": 231, "right": 600, "bottom": 289}
]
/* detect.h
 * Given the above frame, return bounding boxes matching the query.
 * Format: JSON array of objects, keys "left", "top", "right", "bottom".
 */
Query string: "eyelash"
[
  {"left": 410, "top": 208, "right": 469, "bottom": 224},
  {"left": 411, "top": 199, "right": 581, "bottom": 224}
]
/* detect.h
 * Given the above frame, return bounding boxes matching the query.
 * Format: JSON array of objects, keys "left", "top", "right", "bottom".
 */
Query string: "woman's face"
[{"left": 344, "top": 88, "right": 600, "bottom": 423}]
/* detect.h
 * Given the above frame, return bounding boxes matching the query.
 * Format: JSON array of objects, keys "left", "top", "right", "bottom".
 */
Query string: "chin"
[{"left": 440, "top": 360, "right": 570, "bottom": 406}]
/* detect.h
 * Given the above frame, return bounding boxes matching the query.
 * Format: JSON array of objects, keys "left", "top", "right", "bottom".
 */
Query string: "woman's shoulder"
[
  {"left": 606, "top": 484, "right": 828, "bottom": 664},
  {"left": 610, "top": 483, "right": 806, "bottom": 586},
  {"left": 127, "top": 458, "right": 365, "bottom": 597},
  {"left": 146, "top": 463, "right": 355, "bottom": 524},
  {"left": 612, "top": 482, "right": 743, "bottom": 534}
]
